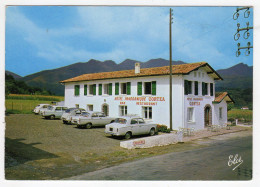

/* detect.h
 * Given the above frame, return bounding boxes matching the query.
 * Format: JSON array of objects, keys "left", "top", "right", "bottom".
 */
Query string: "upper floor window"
[
  {"left": 184, "top": 80, "right": 192, "bottom": 95},
  {"left": 116, "top": 82, "right": 131, "bottom": 95},
  {"left": 138, "top": 81, "right": 156, "bottom": 95},
  {"left": 89, "top": 84, "right": 96, "bottom": 95},
  {"left": 74, "top": 85, "right": 80, "bottom": 96},
  {"left": 195, "top": 81, "right": 198, "bottom": 96},
  {"left": 121, "top": 83, "right": 127, "bottom": 94},
  {"left": 84, "top": 85, "right": 87, "bottom": 95},
  {"left": 202, "top": 82, "right": 208, "bottom": 96}
]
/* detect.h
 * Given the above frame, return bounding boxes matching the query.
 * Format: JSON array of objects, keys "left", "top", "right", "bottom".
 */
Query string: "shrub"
[{"left": 157, "top": 124, "right": 171, "bottom": 133}]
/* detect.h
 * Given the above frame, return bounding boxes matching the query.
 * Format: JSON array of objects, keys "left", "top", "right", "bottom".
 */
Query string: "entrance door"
[
  {"left": 102, "top": 104, "right": 108, "bottom": 116},
  {"left": 204, "top": 106, "right": 211, "bottom": 127}
]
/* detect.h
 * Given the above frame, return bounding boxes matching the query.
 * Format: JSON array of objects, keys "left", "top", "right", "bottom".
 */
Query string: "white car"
[
  {"left": 39, "top": 105, "right": 53, "bottom": 115},
  {"left": 42, "top": 106, "right": 68, "bottom": 119},
  {"left": 61, "top": 108, "right": 86, "bottom": 124},
  {"left": 105, "top": 116, "right": 158, "bottom": 139},
  {"left": 71, "top": 111, "right": 115, "bottom": 129},
  {"left": 33, "top": 104, "right": 50, "bottom": 114}
]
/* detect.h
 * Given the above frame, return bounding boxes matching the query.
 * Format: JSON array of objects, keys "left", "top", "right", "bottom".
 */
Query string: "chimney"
[{"left": 135, "top": 63, "right": 140, "bottom": 74}]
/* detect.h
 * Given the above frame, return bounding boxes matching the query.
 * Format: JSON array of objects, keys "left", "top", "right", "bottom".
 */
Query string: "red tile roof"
[
  {"left": 214, "top": 92, "right": 234, "bottom": 103},
  {"left": 60, "top": 62, "right": 222, "bottom": 83}
]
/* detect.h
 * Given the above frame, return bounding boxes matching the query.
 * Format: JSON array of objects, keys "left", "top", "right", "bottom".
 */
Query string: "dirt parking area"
[{"left": 5, "top": 114, "right": 251, "bottom": 180}]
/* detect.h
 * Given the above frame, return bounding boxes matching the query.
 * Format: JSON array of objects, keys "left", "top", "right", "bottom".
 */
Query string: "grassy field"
[
  {"left": 228, "top": 109, "right": 253, "bottom": 122},
  {"left": 5, "top": 94, "right": 64, "bottom": 114}
]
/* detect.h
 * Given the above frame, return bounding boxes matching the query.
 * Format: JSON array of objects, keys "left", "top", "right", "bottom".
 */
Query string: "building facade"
[{"left": 60, "top": 62, "right": 234, "bottom": 130}]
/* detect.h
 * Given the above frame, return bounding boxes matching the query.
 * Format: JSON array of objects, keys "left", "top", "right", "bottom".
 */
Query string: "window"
[
  {"left": 121, "top": 83, "right": 127, "bottom": 94},
  {"left": 74, "top": 85, "right": 80, "bottom": 96},
  {"left": 210, "top": 83, "right": 214, "bottom": 96},
  {"left": 187, "top": 107, "right": 194, "bottom": 122},
  {"left": 119, "top": 106, "right": 127, "bottom": 116},
  {"left": 87, "top": 105, "right": 93, "bottom": 111},
  {"left": 195, "top": 81, "right": 198, "bottom": 95},
  {"left": 55, "top": 107, "right": 61, "bottom": 111},
  {"left": 219, "top": 107, "right": 223, "bottom": 119},
  {"left": 89, "top": 84, "right": 96, "bottom": 95},
  {"left": 143, "top": 107, "right": 152, "bottom": 119},
  {"left": 120, "top": 82, "right": 131, "bottom": 95},
  {"left": 144, "top": 82, "right": 152, "bottom": 94},
  {"left": 202, "top": 82, "right": 208, "bottom": 96},
  {"left": 184, "top": 80, "right": 192, "bottom": 95},
  {"left": 104, "top": 84, "right": 109, "bottom": 95},
  {"left": 84, "top": 85, "right": 87, "bottom": 95}
]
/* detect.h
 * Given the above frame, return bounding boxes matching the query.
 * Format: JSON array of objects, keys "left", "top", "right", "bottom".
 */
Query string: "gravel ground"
[{"left": 5, "top": 114, "right": 252, "bottom": 180}]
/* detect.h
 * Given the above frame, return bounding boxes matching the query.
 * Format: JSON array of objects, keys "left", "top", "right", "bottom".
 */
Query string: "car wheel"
[
  {"left": 86, "top": 123, "right": 92, "bottom": 129},
  {"left": 125, "top": 132, "right": 132, "bottom": 139},
  {"left": 50, "top": 115, "right": 55, "bottom": 120},
  {"left": 149, "top": 128, "right": 155, "bottom": 136}
]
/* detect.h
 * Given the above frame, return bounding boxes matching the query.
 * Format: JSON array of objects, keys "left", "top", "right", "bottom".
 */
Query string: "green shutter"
[
  {"left": 205, "top": 83, "right": 208, "bottom": 95},
  {"left": 195, "top": 81, "right": 198, "bottom": 95},
  {"left": 210, "top": 83, "right": 213, "bottom": 96},
  {"left": 127, "top": 82, "right": 131, "bottom": 95},
  {"left": 137, "top": 82, "right": 142, "bottom": 95},
  {"left": 84, "top": 85, "right": 87, "bottom": 95},
  {"left": 74, "top": 85, "right": 80, "bottom": 96},
  {"left": 152, "top": 81, "right": 156, "bottom": 95},
  {"left": 115, "top": 82, "right": 119, "bottom": 95},
  {"left": 99, "top": 84, "right": 102, "bottom": 95},
  {"left": 109, "top": 83, "right": 112, "bottom": 95},
  {"left": 93, "top": 84, "right": 96, "bottom": 95},
  {"left": 202, "top": 82, "right": 204, "bottom": 95},
  {"left": 184, "top": 80, "right": 188, "bottom": 95}
]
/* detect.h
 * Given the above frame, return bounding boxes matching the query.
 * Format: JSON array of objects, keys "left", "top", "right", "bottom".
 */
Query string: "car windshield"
[{"left": 114, "top": 118, "right": 127, "bottom": 124}]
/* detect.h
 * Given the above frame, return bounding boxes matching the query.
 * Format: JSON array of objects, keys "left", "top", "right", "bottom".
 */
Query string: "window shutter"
[
  {"left": 99, "top": 84, "right": 102, "bottom": 95},
  {"left": 109, "top": 83, "right": 112, "bottom": 95},
  {"left": 205, "top": 83, "right": 208, "bottom": 95},
  {"left": 202, "top": 82, "right": 205, "bottom": 96},
  {"left": 188, "top": 81, "right": 192, "bottom": 94},
  {"left": 137, "top": 82, "right": 142, "bottom": 95},
  {"left": 115, "top": 82, "right": 119, "bottom": 95},
  {"left": 74, "top": 85, "right": 80, "bottom": 96},
  {"left": 184, "top": 80, "right": 188, "bottom": 95},
  {"left": 195, "top": 81, "right": 198, "bottom": 95},
  {"left": 210, "top": 83, "right": 213, "bottom": 96},
  {"left": 152, "top": 81, "right": 156, "bottom": 95},
  {"left": 84, "top": 85, "right": 87, "bottom": 95},
  {"left": 127, "top": 82, "right": 131, "bottom": 95},
  {"left": 93, "top": 84, "right": 96, "bottom": 95}
]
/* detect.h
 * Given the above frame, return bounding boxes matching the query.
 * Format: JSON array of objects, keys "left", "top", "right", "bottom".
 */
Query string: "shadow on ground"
[{"left": 5, "top": 137, "right": 59, "bottom": 168}]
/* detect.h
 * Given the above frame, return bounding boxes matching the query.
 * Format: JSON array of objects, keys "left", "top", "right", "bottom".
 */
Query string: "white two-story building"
[{"left": 60, "top": 62, "right": 234, "bottom": 130}]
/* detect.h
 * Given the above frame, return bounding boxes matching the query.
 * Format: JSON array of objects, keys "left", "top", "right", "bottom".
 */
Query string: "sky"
[{"left": 5, "top": 6, "right": 253, "bottom": 77}]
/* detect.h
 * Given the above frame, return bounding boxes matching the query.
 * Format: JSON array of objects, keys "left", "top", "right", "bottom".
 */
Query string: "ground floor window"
[
  {"left": 187, "top": 107, "right": 194, "bottom": 122},
  {"left": 219, "top": 107, "right": 223, "bottom": 119},
  {"left": 87, "top": 104, "right": 93, "bottom": 111},
  {"left": 119, "top": 105, "right": 127, "bottom": 116},
  {"left": 142, "top": 106, "right": 152, "bottom": 119}
]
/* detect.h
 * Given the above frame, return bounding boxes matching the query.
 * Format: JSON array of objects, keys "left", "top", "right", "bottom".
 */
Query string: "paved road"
[{"left": 67, "top": 131, "right": 252, "bottom": 180}]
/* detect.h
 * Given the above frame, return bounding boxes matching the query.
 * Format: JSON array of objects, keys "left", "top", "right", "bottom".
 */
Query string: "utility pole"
[{"left": 169, "top": 8, "right": 173, "bottom": 130}]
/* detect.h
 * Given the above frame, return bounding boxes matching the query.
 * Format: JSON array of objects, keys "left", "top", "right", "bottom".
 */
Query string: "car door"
[
  {"left": 55, "top": 107, "right": 62, "bottom": 117},
  {"left": 137, "top": 118, "right": 149, "bottom": 134},
  {"left": 91, "top": 112, "right": 100, "bottom": 126},
  {"left": 130, "top": 118, "right": 140, "bottom": 135}
]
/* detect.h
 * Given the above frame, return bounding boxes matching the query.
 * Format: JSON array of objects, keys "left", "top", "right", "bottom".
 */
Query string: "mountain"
[
  {"left": 19, "top": 58, "right": 186, "bottom": 95},
  {"left": 215, "top": 63, "right": 253, "bottom": 89},
  {"left": 5, "top": 71, "right": 22, "bottom": 79}
]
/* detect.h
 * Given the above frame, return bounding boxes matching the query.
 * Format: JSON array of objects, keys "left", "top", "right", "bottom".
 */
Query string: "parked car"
[
  {"left": 105, "top": 116, "right": 158, "bottom": 139},
  {"left": 42, "top": 106, "right": 68, "bottom": 119},
  {"left": 33, "top": 104, "right": 50, "bottom": 114},
  {"left": 39, "top": 105, "right": 53, "bottom": 115},
  {"left": 61, "top": 108, "right": 86, "bottom": 124},
  {"left": 71, "top": 111, "right": 115, "bottom": 129}
]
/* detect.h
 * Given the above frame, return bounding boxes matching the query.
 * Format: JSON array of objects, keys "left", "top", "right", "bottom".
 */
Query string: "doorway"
[{"left": 204, "top": 105, "right": 212, "bottom": 127}]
